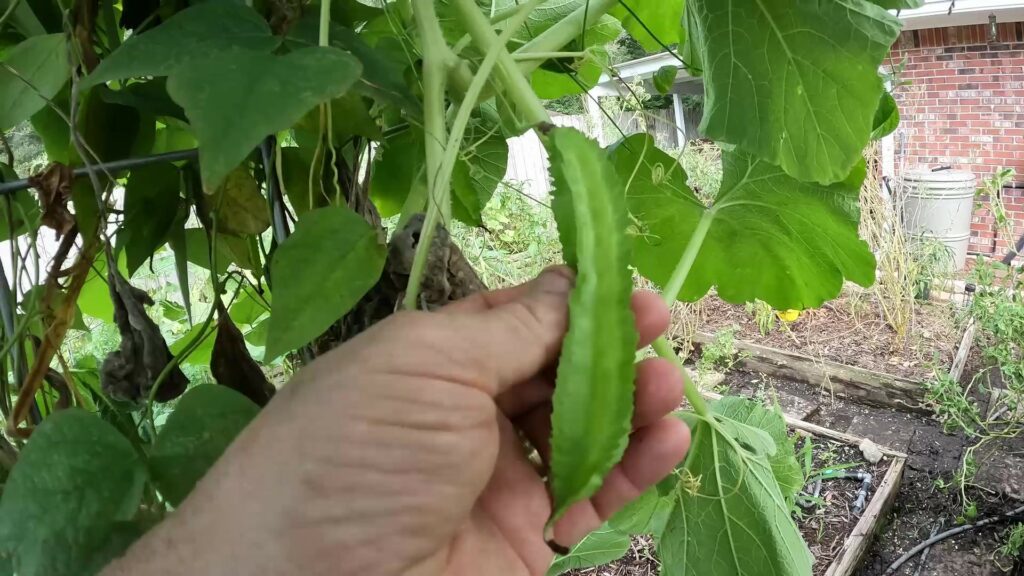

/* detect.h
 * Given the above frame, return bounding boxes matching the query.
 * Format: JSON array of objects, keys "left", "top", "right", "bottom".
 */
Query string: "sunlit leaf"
[
  {"left": 546, "top": 128, "right": 636, "bottom": 521},
  {"left": 611, "top": 0, "right": 683, "bottom": 52},
  {"left": 149, "top": 385, "right": 259, "bottom": 507},
  {"left": 266, "top": 205, "right": 385, "bottom": 359},
  {"left": 0, "top": 410, "right": 147, "bottom": 576},
  {"left": 167, "top": 46, "right": 361, "bottom": 190},
  {"left": 607, "top": 487, "right": 671, "bottom": 535}
]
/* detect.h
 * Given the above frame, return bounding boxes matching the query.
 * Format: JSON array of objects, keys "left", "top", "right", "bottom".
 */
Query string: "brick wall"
[{"left": 891, "top": 22, "right": 1024, "bottom": 258}]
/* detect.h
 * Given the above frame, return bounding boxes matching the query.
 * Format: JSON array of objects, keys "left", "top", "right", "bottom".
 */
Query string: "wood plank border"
[
  {"left": 691, "top": 333, "right": 930, "bottom": 414},
  {"left": 825, "top": 458, "right": 906, "bottom": 576},
  {"left": 948, "top": 318, "right": 976, "bottom": 383}
]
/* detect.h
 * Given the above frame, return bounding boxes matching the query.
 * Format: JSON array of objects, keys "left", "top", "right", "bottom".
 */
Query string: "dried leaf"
[
  {"left": 211, "top": 303, "right": 275, "bottom": 407},
  {"left": 28, "top": 163, "right": 75, "bottom": 238},
  {"left": 100, "top": 268, "right": 188, "bottom": 402}
]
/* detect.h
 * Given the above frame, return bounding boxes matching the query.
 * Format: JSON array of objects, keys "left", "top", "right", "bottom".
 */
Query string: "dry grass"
[{"left": 859, "top": 143, "right": 916, "bottom": 346}]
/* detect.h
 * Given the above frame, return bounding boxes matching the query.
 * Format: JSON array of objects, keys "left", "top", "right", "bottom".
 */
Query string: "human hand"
[{"left": 103, "top": 267, "right": 690, "bottom": 576}]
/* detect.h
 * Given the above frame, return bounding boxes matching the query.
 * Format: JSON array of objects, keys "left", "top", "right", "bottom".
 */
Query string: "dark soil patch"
[{"left": 696, "top": 292, "right": 960, "bottom": 381}]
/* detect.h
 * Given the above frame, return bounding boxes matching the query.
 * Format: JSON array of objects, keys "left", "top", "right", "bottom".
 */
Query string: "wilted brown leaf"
[
  {"left": 28, "top": 163, "right": 75, "bottom": 238},
  {"left": 211, "top": 302, "right": 275, "bottom": 406}
]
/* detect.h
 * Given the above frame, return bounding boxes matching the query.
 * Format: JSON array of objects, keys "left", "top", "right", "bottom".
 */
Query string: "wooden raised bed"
[
  {"left": 691, "top": 318, "right": 978, "bottom": 415},
  {"left": 692, "top": 333, "right": 929, "bottom": 413}
]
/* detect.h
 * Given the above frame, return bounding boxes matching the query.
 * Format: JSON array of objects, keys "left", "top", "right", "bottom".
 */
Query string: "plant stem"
[
  {"left": 403, "top": 0, "right": 545, "bottom": 310},
  {"left": 318, "top": 0, "right": 330, "bottom": 46},
  {"left": 662, "top": 209, "right": 715, "bottom": 306},
  {"left": 402, "top": 0, "right": 451, "bottom": 310},
  {"left": 512, "top": 51, "right": 588, "bottom": 60},
  {"left": 452, "top": 0, "right": 550, "bottom": 126},
  {"left": 513, "top": 0, "right": 618, "bottom": 72},
  {"left": 652, "top": 336, "right": 709, "bottom": 416}
]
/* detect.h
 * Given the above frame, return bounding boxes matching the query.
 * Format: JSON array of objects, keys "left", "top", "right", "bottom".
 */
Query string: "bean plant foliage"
[{"left": 0, "top": 0, "right": 910, "bottom": 573}]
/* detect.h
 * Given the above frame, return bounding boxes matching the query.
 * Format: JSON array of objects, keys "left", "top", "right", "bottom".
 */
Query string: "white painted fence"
[{"left": 504, "top": 108, "right": 687, "bottom": 198}]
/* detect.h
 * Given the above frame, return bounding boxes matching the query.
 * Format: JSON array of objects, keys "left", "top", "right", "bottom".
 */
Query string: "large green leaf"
[
  {"left": 78, "top": 252, "right": 129, "bottom": 323},
  {"left": 0, "top": 35, "right": 69, "bottom": 131},
  {"left": 0, "top": 410, "right": 147, "bottom": 576},
  {"left": 546, "top": 128, "right": 637, "bottom": 520},
  {"left": 452, "top": 121, "right": 508, "bottom": 226},
  {"left": 658, "top": 398, "right": 812, "bottom": 576},
  {"left": 683, "top": 0, "right": 901, "bottom": 183},
  {"left": 610, "top": 134, "right": 875, "bottom": 310},
  {"left": 84, "top": 2, "right": 280, "bottom": 88},
  {"left": 610, "top": 0, "right": 683, "bottom": 52},
  {"left": 546, "top": 526, "right": 631, "bottom": 576},
  {"left": 266, "top": 205, "right": 386, "bottom": 360},
  {"left": 167, "top": 46, "right": 361, "bottom": 190},
  {"left": 121, "top": 163, "right": 182, "bottom": 275},
  {"left": 149, "top": 385, "right": 259, "bottom": 507}
]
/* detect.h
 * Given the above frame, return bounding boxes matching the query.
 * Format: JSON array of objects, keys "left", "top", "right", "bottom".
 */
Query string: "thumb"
[{"left": 443, "top": 267, "right": 573, "bottom": 396}]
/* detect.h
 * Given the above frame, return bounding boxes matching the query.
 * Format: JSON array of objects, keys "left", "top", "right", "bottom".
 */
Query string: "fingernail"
[{"left": 534, "top": 266, "right": 574, "bottom": 295}]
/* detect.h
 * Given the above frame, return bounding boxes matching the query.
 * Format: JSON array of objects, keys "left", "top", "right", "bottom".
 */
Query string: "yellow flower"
[{"left": 776, "top": 309, "right": 801, "bottom": 323}]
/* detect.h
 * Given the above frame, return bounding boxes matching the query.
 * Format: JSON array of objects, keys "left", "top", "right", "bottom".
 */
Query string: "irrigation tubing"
[
  {"left": 883, "top": 504, "right": 1024, "bottom": 575},
  {"left": 0, "top": 149, "right": 199, "bottom": 195}
]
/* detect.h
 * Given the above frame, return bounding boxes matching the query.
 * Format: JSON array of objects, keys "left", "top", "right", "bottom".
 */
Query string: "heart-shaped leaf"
[
  {"left": 85, "top": 2, "right": 280, "bottom": 88},
  {"left": 610, "top": 134, "right": 875, "bottom": 310},
  {"left": 266, "top": 205, "right": 386, "bottom": 360},
  {"left": 167, "top": 46, "right": 361, "bottom": 190}
]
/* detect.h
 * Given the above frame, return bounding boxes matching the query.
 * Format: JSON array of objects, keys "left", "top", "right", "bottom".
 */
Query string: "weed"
[
  {"left": 996, "top": 523, "right": 1024, "bottom": 568},
  {"left": 696, "top": 326, "right": 742, "bottom": 378},
  {"left": 924, "top": 371, "right": 982, "bottom": 435},
  {"left": 746, "top": 299, "right": 775, "bottom": 336},
  {"left": 908, "top": 237, "right": 954, "bottom": 300}
]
